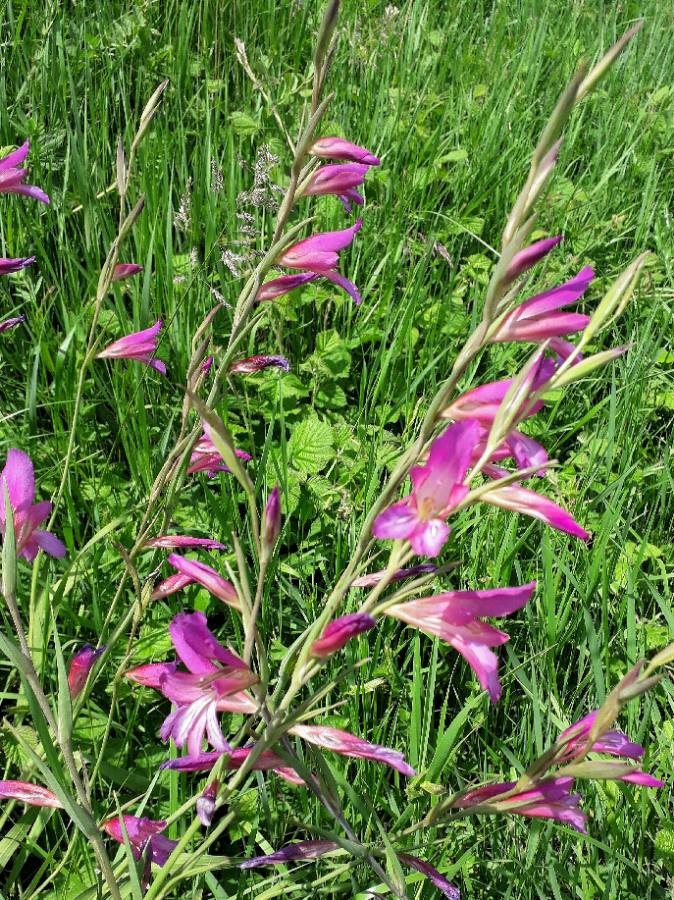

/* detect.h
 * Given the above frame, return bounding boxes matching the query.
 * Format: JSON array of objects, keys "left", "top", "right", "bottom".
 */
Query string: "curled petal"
[
  {"left": 169, "top": 610, "right": 245, "bottom": 673},
  {"left": 480, "top": 483, "right": 590, "bottom": 541},
  {"left": 290, "top": 724, "right": 415, "bottom": 776},
  {"left": 167, "top": 556, "right": 240, "bottom": 609},
  {"left": 0, "top": 780, "right": 63, "bottom": 808}
]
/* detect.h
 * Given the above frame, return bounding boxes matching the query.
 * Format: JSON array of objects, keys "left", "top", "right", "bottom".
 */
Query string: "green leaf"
[
  {"left": 229, "top": 111, "right": 259, "bottom": 135},
  {"left": 287, "top": 414, "right": 334, "bottom": 477}
]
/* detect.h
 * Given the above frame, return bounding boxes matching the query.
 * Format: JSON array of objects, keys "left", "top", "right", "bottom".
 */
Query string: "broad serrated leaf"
[{"left": 287, "top": 415, "right": 334, "bottom": 477}]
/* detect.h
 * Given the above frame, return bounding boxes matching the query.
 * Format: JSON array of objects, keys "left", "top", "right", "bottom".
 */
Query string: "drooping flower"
[
  {"left": 229, "top": 355, "right": 290, "bottom": 374},
  {"left": 300, "top": 162, "right": 370, "bottom": 212},
  {"left": 277, "top": 219, "right": 363, "bottom": 305},
  {"left": 557, "top": 710, "right": 645, "bottom": 761},
  {"left": 490, "top": 267, "right": 594, "bottom": 343},
  {"left": 0, "top": 316, "right": 26, "bottom": 333},
  {"left": 187, "top": 431, "right": 251, "bottom": 477},
  {"left": 0, "top": 256, "right": 35, "bottom": 276},
  {"left": 112, "top": 263, "right": 143, "bottom": 281},
  {"left": 505, "top": 235, "right": 562, "bottom": 281},
  {"left": 143, "top": 535, "right": 226, "bottom": 551},
  {"left": 372, "top": 419, "right": 481, "bottom": 557},
  {"left": 0, "top": 142, "right": 50, "bottom": 204},
  {"left": 196, "top": 780, "right": 219, "bottom": 827},
  {"left": 479, "top": 477, "right": 590, "bottom": 541},
  {"left": 240, "top": 839, "right": 339, "bottom": 869},
  {"left": 351, "top": 564, "right": 438, "bottom": 589},
  {"left": 310, "top": 613, "right": 376, "bottom": 658},
  {"left": 386, "top": 582, "right": 536, "bottom": 702},
  {"left": 167, "top": 553, "right": 239, "bottom": 608},
  {"left": 289, "top": 724, "right": 415, "bottom": 776},
  {"left": 398, "top": 854, "right": 461, "bottom": 899},
  {"left": 0, "top": 780, "right": 63, "bottom": 808},
  {"left": 102, "top": 815, "right": 177, "bottom": 866},
  {"left": 311, "top": 137, "right": 380, "bottom": 166},
  {"left": 67, "top": 645, "right": 105, "bottom": 698},
  {"left": 262, "top": 485, "right": 282, "bottom": 552},
  {"left": 157, "top": 612, "right": 257, "bottom": 756},
  {"left": 452, "top": 776, "right": 586, "bottom": 832},
  {"left": 0, "top": 449, "right": 66, "bottom": 561},
  {"left": 257, "top": 272, "right": 317, "bottom": 302},
  {"left": 96, "top": 320, "right": 166, "bottom": 374}
]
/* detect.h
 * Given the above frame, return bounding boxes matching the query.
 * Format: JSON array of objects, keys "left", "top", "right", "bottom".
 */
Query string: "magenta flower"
[
  {"left": 557, "top": 710, "right": 644, "bottom": 761},
  {"left": 202, "top": 355, "right": 214, "bottom": 374},
  {"left": 311, "top": 137, "right": 380, "bottom": 166},
  {"left": 471, "top": 430, "right": 548, "bottom": 479},
  {"left": 102, "top": 815, "right": 177, "bottom": 866},
  {"left": 491, "top": 267, "right": 594, "bottom": 343},
  {"left": 112, "top": 263, "right": 143, "bottom": 281},
  {"left": 0, "top": 780, "right": 62, "bottom": 808},
  {"left": 150, "top": 572, "right": 195, "bottom": 601},
  {"left": 386, "top": 582, "right": 536, "bottom": 702},
  {"left": 0, "top": 142, "right": 49, "bottom": 204},
  {"left": 277, "top": 219, "right": 363, "bottom": 305},
  {"left": 240, "top": 839, "right": 339, "bottom": 869},
  {"left": 143, "top": 535, "right": 226, "bottom": 551},
  {"left": 452, "top": 776, "right": 586, "bottom": 832},
  {"left": 289, "top": 724, "right": 415, "bottom": 776},
  {"left": 372, "top": 419, "right": 481, "bottom": 557},
  {"left": 125, "top": 661, "right": 178, "bottom": 688},
  {"left": 301, "top": 163, "right": 369, "bottom": 212},
  {"left": 67, "top": 645, "right": 105, "bottom": 698},
  {"left": 480, "top": 478, "right": 590, "bottom": 541},
  {"left": 443, "top": 358, "right": 556, "bottom": 424},
  {"left": 96, "top": 320, "right": 166, "bottom": 374},
  {"left": 351, "top": 564, "right": 437, "bottom": 589},
  {"left": 196, "top": 780, "right": 219, "bottom": 827},
  {"left": 229, "top": 355, "right": 290, "bottom": 374},
  {"left": 398, "top": 854, "right": 461, "bottom": 899},
  {"left": 0, "top": 449, "right": 66, "bottom": 561},
  {"left": 0, "top": 256, "right": 35, "bottom": 275},
  {"left": 263, "top": 485, "right": 282, "bottom": 551},
  {"left": 0, "top": 315, "right": 26, "bottom": 333},
  {"left": 257, "top": 273, "right": 317, "bottom": 302},
  {"left": 310, "top": 613, "right": 376, "bottom": 658},
  {"left": 162, "top": 747, "right": 288, "bottom": 774},
  {"left": 505, "top": 235, "right": 562, "bottom": 281},
  {"left": 157, "top": 612, "right": 257, "bottom": 756},
  {"left": 167, "top": 553, "right": 240, "bottom": 608},
  {"left": 187, "top": 431, "right": 251, "bottom": 477}
]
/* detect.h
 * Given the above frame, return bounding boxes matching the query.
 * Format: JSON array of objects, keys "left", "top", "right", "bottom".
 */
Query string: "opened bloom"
[
  {"left": 229, "top": 355, "right": 290, "bottom": 374},
  {"left": 491, "top": 266, "right": 594, "bottom": 343},
  {"left": 68, "top": 645, "right": 105, "bottom": 698},
  {"left": 187, "top": 431, "right": 251, "bottom": 477},
  {"left": 310, "top": 613, "right": 376, "bottom": 658},
  {"left": 289, "top": 724, "right": 415, "bottom": 776},
  {"left": 0, "top": 256, "right": 35, "bottom": 275},
  {"left": 112, "top": 263, "right": 143, "bottom": 281},
  {"left": 386, "top": 582, "right": 536, "bottom": 702},
  {"left": 167, "top": 553, "right": 239, "bottom": 608},
  {"left": 97, "top": 320, "right": 166, "bottom": 374},
  {"left": 372, "top": 419, "right": 481, "bottom": 557},
  {"left": 102, "top": 815, "right": 177, "bottom": 866},
  {"left": 0, "top": 141, "right": 49, "bottom": 204},
  {"left": 277, "top": 219, "right": 363, "bottom": 305},
  {"left": 452, "top": 776, "right": 586, "bottom": 832},
  {"left": 311, "top": 137, "right": 380, "bottom": 166},
  {"left": 0, "top": 780, "right": 62, "bottom": 808},
  {"left": 300, "top": 162, "right": 370, "bottom": 212},
  {"left": 0, "top": 449, "right": 66, "bottom": 561}
]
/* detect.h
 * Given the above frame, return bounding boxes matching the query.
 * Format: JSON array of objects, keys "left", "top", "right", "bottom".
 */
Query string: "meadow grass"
[{"left": 0, "top": 0, "right": 673, "bottom": 896}]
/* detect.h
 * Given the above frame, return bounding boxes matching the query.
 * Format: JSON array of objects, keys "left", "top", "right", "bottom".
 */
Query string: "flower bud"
[
  {"left": 310, "top": 613, "right": 376, "bottom": 658},
  {"left": 67, "top": 645, "right": 105, "bottom": 698},
  {"left": 196, "top": 780, "right": 219, "bottom": 827},
  {"left": 262, "top": 486, "right": 281, "bottom": 553}
]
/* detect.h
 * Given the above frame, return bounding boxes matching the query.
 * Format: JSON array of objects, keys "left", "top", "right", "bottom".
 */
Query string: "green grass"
[{"left": 0, "top": 0, "right": 673, "bottom": 897}]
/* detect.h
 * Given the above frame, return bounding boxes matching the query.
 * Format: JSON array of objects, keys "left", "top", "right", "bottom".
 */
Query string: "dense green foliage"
[{"left": 0, "top": 0, "right": 672, "bottom": 896}]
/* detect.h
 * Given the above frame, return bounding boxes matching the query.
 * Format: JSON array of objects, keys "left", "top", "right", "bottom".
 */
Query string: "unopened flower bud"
[
  {"left": 67, "top": 645, "right": 105, "bottom": 698},
  {"left": 196, "top": 780, "right": 219, "bottom": 827},
  {"left": 310, "top": 613, "right": 376, "bottom": 658},
  {"left": 263, "top": 486, "right": 281, "bottom": 553}
]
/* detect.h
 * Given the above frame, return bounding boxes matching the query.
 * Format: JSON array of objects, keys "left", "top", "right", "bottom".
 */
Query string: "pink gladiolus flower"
[
  {"left": 102, "top": 815, "right": 177, "bottom": 866},
  {"left": 162, "top": 747, "right": 287, "bottom": 773},
  {"left": 372, "top": 419, "right": 481, "bottom": 557},
  {"left": 143, "top": 535, "right": 226, "bottom": 551},
  {"left": 386, "top": 582, "right": 536, "bottom": 702},
  {"left": 549, "top": 336, "right": 581, "bottom": 363},
  {"left": 167, "top": 553, "right": 239, "bottom": 608},
  {"left": 0, "top": 256, "right": 35, "bottom": 275},
  {"left": 96, "top": 320, "right": 166, "bottom": 374},
  {"left": 125, "top": 661, "right": 178, "bottom": 688},
  {"left": 558, "top": 710, "right": 645, "bottom": 761},
  {"left": 452, "top": 776, "right": 586, "bottom": 832},
  {"left": 0, "top": 449, "right": 66, "bottom": 561},
  {"left": 112, "top": 263, "right": 143, "bottom": 281},
  {"left": 150, "top": 572, "right": 195, "bottom": 601},
  {"left": 0, "top": 780, "right": 63, "bottom": 808},
  {"left": 158, "top": 612, "right": 257, "bottom": 756},
  {"left": 289, "top": 724, "right": 415, "bottom": 776},
  {"left": 505, "top": 235, "right": 562, "bottom": 281},
  {"left": 301, "top": 163, "right": 369, "bottom": 212},
  {"left": 398, "top": 854, "right": 461, "bottom": 899},
  {"left": 187, "top": 431, "right": 251, "bottom": 477},
  {"left": 491, "top": 267, "right": 594, "bottom": 343},
  {"left": 257, "top": 273, "right": 317, "bottom": 302},
  {"left": 480, "top": 478, "right": 590, "bottom": 541},
  {"left": 196, "top": 780, "right": 219, "bottom": 827},
  {"left": 0, "top": 142, "right": 50, "bottom": 204},
  {"left": 310, "top": 613, "right": 376, "bottom": 658},
  {"left": 0, "top": 315, "right": 26, "bottom": 332},
  {"left": 229, "top": 355, "right": 290, "bottom": 374},
  {"left": 240, "top": 839, "right": 339, "bottom": 869},
  {"left": 351, "top": 564, "right": 437, "bottom": 588},
  {"left": 311, "top": 137, "right": 380, "bottom": 166},
  {"left": 277, "top": 219, "right": 363, "bottom": 305},
  {"left": 443, "top": 359, "right": 556, "bottom": 424},
  {"left": 472, "top": 430, "right": 548, "bottom": 479},
  {"left": 67, "top": 645, "right": 105, "bottom": 698},
  {"left": 202, "top": 355, "right": 214, "bottom": 374}
]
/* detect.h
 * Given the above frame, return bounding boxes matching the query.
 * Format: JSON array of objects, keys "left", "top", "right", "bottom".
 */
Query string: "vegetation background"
[{"left": 0, "top": 0, "right": 672, "bottom": 896}]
